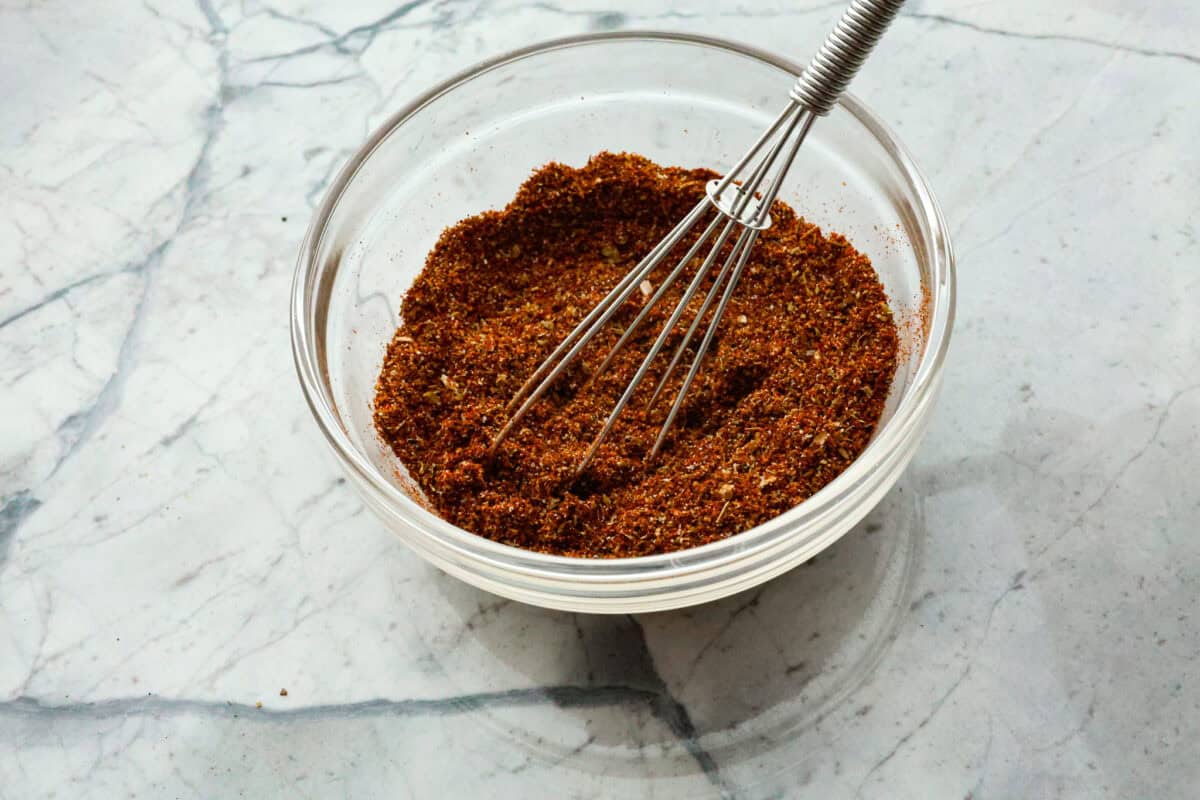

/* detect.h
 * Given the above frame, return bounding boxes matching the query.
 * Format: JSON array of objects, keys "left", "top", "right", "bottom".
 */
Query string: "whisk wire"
[
  {"left": 489, "top": 0, "right": 906, "bottom": 473},
  {"left": 650, "top": 112, "right": 816, "bottom": 458},
  {"left": 574, "top": 107, "right": 813, "bottom": 475},
  {"left": 574, "top": 214, "right": 744, "bottom": 474},
  {"left": 493, "top": 104, "right": 801, "bottom": 454},
  {"left": 646, "top": 223, "right": 757, "bottom": 411},
  {"left": 490, "top": 198, "right": 711, "bottom": 453},
  {"left": 592, "top": 210, "right": 725, "bottom": 377},
  {"left": 504, "top": 198, "right": 708, "bottom": 412},
  {"left": 646, "top": 107, "right": 813, "bottom": 409},
  {"left": 706, "top": 100, "right": 800, "bottom": 200}
]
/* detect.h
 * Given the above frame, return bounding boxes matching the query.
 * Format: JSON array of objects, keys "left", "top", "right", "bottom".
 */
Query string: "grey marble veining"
[{"left": 1, "top": 0, "right": 1198, "bottom": 797}]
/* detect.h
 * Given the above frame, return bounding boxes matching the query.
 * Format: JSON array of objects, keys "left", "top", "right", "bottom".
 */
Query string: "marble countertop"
[{"left": 2, "top": 0, "right": 1198, "bottom": 796}]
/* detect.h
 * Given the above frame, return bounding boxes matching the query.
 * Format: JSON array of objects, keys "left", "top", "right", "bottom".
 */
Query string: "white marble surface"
[{"left": 2, "top": 0, "right": 1198, "bottom": 796}]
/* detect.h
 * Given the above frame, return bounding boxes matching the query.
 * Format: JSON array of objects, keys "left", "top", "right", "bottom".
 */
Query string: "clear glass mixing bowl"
[{"left": 291, "top": 32, "right": 955, "bottom": 613}]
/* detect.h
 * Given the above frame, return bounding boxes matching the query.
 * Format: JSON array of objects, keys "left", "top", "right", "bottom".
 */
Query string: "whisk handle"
[{"left": 790, "top": 0, "right": 905, "bottom": 116}]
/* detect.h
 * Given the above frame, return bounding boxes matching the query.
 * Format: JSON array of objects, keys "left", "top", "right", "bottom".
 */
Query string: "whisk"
[{"left": 491, "top": 0, "right": 906, "bottom": 475}]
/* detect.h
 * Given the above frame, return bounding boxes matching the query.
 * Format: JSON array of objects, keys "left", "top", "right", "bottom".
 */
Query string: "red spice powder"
[{"left": 373, "top": 152, "right": 898, "bottom": 557}]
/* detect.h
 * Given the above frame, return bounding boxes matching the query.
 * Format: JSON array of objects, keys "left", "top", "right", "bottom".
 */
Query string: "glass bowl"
[{"left": 291, "top": 32, "right": 954, "bottom": 613}]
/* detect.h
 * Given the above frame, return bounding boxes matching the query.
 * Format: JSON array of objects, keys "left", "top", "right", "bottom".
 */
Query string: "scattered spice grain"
[{"left": 373, "top": 152, "right": 898, "bottom": 557}]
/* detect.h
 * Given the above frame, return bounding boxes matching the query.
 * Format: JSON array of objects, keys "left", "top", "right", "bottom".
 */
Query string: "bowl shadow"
[{"left": 421, "top": 473, "right": 926, "bottom": 779}]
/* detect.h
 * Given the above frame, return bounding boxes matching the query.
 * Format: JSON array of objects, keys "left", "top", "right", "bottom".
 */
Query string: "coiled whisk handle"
[{"left": 790, "top": 0, "right": 905, "bottom": 116}]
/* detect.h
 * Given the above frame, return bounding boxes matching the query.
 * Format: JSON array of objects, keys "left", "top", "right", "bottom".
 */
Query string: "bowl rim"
[{"left": 291, "top": 30, "right": 956, "bottom": 577}]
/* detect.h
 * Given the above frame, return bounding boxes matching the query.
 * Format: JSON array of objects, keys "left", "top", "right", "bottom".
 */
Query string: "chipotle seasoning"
[{"left": 373, "top": 152, "right": 898, "bottom": 557}]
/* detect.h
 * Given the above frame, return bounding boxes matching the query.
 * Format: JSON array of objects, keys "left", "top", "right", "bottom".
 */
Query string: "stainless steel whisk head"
[{"left": 491, "top": 0, "right": 906, "bottom": 475}]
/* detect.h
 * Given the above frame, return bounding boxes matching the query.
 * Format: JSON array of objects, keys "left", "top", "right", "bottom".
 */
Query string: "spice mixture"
[{"left": 374, "top": 152, "right": 898, "bottom": 557}]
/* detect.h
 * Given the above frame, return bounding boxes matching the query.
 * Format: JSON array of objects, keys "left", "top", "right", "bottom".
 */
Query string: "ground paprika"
[{"left": 374, "top": 152, "right": 898, "bottom": 557}]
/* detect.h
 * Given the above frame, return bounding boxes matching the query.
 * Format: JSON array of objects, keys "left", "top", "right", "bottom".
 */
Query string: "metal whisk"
[{"left": 492, "top": 0, "right": 906, "bottom": 474}]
